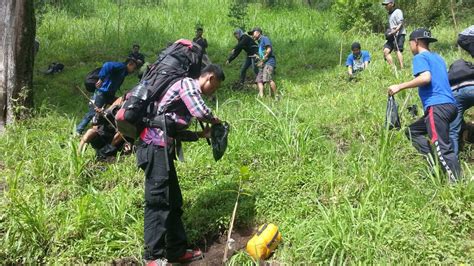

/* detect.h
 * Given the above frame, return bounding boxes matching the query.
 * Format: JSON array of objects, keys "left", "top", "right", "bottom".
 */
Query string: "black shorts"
[{"left": 384, "top": 34, "right": 405, "bottom": 52}]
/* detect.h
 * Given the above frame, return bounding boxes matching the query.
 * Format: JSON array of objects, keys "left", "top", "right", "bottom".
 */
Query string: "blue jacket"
[{"left": 97, "top": 62, "right": 129, "bottom": 94}]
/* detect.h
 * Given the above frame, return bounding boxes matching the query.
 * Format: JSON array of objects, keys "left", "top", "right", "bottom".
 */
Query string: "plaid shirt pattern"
[{"left": 140, "top": 78, "right": 214, "bottom": 146}]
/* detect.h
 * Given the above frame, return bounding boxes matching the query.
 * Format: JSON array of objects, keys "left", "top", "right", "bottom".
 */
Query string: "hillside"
[{"left": 1, "top": 0, "right": 473, "bottom": 264}]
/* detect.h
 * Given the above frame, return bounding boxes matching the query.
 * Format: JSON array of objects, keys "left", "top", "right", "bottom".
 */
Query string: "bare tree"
[{"left": 0, "top": 0, "right": 36, "bottom": 133}]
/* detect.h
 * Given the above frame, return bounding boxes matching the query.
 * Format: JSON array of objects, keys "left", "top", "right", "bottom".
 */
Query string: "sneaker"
[
  {"left": 170, "top": 248, "right": 204, "bottom": 263},
  {"left": 146, "top": 258, "right": 169, "bottom": 266}
]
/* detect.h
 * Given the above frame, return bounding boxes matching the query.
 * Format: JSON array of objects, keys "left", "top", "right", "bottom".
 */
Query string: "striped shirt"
[{"left": 140, "top": 78, "right": 215, "bottom": 146}]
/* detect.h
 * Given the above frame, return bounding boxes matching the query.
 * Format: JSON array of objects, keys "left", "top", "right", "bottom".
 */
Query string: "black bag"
[
  {"left": 45, "top": 62, "right": 64, "bottom": 75},
  {"left": 211, "top": 122, "right": 230, "bottom": 161},
  {"left": 448, "top": 59, "right": 474, "bottom": 86},
  {"left": 385, "top": 95, "right": 401, "bottom": 130},
  {"left": 116, "top": 39, "right": 203, "bottom": 138},
  {"left": 84, "top": 67, "right": 102, "bottom": 92}
]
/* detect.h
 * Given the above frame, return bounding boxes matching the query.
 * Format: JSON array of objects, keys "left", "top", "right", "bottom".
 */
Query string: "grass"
[{"left": 1, "top": 0, "right": 473, "bottom": 264}]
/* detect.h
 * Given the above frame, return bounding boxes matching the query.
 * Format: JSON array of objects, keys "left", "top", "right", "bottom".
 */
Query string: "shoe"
[
  {"left": 146, "top": 258, "right": 169, "bottom": 266},
  {"left": 170, "top": 248, "right": 204, "bottom": 263}
]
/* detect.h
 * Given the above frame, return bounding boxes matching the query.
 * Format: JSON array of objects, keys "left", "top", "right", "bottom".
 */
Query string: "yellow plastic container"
[{"left": 246, "top": 223, "right": 282, "bottom": 260}]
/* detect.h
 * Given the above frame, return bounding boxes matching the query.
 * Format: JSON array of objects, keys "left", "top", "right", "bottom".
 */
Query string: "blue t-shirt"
[
  {"left": 258, "top": 35, "right": 276, "bottom": 67},
  {"left": 98, "top": 62, "right": 129, "bottom": 95},
  {"left": 412, "top": 51, "right": 456, "bottom": 111},
  {"left": 346, "top": 50, "right": 371, "bottom": 72}
]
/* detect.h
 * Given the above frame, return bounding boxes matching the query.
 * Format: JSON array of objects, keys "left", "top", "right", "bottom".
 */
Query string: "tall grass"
[{"left": 1, "top": 0, "right": 473, "bottom": 264}]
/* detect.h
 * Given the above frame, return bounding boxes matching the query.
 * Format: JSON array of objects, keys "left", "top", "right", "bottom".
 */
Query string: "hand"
[
  {"left": 95, "top": 79, "right": 103, "bottom": 89},
  {"left": 94, "top": 107, "right": 104, "bottom": 113},
  {"left": 257, "top": 61, "right": 264, "bottom": 68},
  {"left": 198, "top": 126, "right": 211, "bottom": 139},
  {"left": 388, "top": 84, "right": 401, "bottom": 96},
  {"left": 210, "top": 117, "right": 221, "bottom": 125}
]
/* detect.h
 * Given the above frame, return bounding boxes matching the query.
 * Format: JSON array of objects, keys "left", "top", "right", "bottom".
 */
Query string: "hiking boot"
[
  {"left": 169, "top": 248, "right": 203, "bottom": 263},
  {"left": 146, "top": 258, "right": 169, "bottom": 266}
]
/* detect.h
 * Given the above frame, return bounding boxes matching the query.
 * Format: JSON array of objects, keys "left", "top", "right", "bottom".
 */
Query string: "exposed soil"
[
  {"left": 190, "top": 227, "right": 254, "bottom": 266},
  {"left": 111, "top": 227, "right": 255, "bottom": 266}
]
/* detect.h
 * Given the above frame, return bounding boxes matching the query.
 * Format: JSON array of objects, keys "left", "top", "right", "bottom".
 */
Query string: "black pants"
[
  {"left": 136, "top": 142, "right": 187, "bottom": 260},
  {"left": 405, "top": 104, "right": 461, "bottom": 181}
]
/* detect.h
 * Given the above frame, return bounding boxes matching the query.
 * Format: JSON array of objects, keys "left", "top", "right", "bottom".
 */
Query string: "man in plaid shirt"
[{"left": 137, "top": 64, "right": 225, "bottom": 265}]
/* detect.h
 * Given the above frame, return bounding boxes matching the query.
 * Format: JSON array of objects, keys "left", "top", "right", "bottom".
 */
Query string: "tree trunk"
[{"left": 0, "top": 0, "right": 35, "bottom": 133}]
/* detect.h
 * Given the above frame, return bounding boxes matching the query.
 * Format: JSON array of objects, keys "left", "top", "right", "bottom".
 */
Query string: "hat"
[
  {"left": 247, "top": 27, "right": 262, "bottom": 35},
  {"left": 409, "top": 28, "right": 438, "bottom": 43},
  {"left": 382, "top": 0, "right": 394, "bottom": 5}
]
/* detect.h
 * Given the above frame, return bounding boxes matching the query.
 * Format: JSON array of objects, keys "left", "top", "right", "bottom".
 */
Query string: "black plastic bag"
[
  {"left": 211, "top": 122, "right": 230, "bottom": 161},
  {"left": 385, "top": 95, "right": 401, "bottom": 130}
]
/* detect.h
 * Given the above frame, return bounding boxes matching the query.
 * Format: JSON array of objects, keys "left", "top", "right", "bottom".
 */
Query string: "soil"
[{"left": 111, "top": 227, "right": 255, "bottom": 266}]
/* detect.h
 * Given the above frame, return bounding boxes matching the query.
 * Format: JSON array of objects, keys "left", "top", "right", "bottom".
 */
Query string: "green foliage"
[
  {"left": 334, "top": 0, "right": 386, "bottom": 33},
  {"left": 228, "top": 0, "right": 249, "bottom": 31},
  {"left": 1, "top": 0, "right": 474, "bottom": 264}
]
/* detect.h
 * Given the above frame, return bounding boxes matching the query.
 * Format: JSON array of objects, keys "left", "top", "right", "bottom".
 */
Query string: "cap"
[
  {"left": 382, "top": 0, "right": 394, "bottom": 5},
  {"left": 247, "top": 27, "right": 262, "bottom": 35},
  {"left": 409, "top": 28, "right": 438, "bottom": 43}
]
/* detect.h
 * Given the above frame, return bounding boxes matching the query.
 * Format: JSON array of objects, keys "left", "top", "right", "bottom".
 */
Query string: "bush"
[{"left": 334, "top": 0, "right": 385, "bottom": 33}]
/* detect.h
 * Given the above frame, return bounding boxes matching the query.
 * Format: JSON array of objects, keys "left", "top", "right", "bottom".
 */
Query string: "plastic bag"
[
  {"left": 211, "top": 122, "right": 230, "bottom": 161},
  {"left": 385, "top": 95, "right": 401, "bottom": 130}
]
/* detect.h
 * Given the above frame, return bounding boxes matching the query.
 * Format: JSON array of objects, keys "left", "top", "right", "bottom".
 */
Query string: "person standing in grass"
[
  {"left": 346, "top": 42, "right": 371, "bottom": 79},
  {"left": 76, "top": 58, "right": 138, "bottom": 135},
  {"left": 193, "top": 27, "right": 211, "bottom": 66},
  {"left": 137, "top": 64, "right": 224, "bottom": 265},
  {"left": 225, "top": 28, "right": 259, "bottom": 88},
  {"left": 382, "top": 0, "right": 405, "bottom": 69},
  {"left": 388, "top": 28, "right": 461, "bottom": 182},
  {"left": 249, "top": 27, "right": 277, "bottom": 98}
]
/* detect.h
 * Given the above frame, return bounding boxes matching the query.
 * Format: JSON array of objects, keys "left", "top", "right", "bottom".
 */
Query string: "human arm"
[
  {"left": 388, "top": 71, "right": 431, "bottom": 95},
  {"left": 227, "top": 37, "right": 247, "bottom": 63},
  {"left": 179, "top": 79, "right": 220, "bottom": 123}
]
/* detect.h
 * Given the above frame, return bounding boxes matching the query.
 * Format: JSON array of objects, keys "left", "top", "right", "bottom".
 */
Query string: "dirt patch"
[{"left": 190, "top": 227, "right": 254, "bottom": 266}]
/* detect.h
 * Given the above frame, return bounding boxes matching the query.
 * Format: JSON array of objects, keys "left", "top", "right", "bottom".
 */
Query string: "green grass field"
[{"left": 1, "top": 0, "right": 473, "bottom": 264}]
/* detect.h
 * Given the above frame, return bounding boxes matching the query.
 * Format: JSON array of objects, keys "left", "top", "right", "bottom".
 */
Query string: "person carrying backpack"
[
  {"left": 388, "top": 28, "right": 461, "bottom": 182},
  {"left": 76, "top": 58, "right": 138, "bottom": 135},
  {"left": 225, "top": 28, "right": 259, "bottom": 87},
  {"left": 448, "top": 59, "right": 474, "bottom": 155},
  {"left": 458, "top": 25, "right": 474, "bottom": 58},
  {"left": 138, "top": 64, "right": 225, "bottom": 265}
]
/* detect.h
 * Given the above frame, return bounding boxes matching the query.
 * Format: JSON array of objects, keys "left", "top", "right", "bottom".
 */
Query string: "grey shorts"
[{"left": 256, "top": 64, "right": 274, "bottom": 83}]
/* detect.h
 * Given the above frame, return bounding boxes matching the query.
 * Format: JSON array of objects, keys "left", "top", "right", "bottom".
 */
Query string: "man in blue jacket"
[
  {"left": 76, "top": 58, "right": 138, "bottom": 135},
  {"left": 388, "top": 28, "right": 461, "bottom": 182}
]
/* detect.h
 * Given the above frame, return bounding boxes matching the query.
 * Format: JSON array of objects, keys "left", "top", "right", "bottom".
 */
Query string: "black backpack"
[
  {"left": 115, "top": 39, "right": 203, "bottom": 138},
  {"left": 84, "top": 67, "right": 102, "bottom": 92},
  {"left": 448, "top": 59, "right": 474, "bottom": 86}
]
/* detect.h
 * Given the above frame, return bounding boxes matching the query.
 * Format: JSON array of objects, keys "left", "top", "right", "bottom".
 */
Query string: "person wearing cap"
[
  {"left": 249, "top": 27, "right": 277, "bottom": 98},
  {"left": 225, "top": 28, "right": 259, "bottom": 87},
  {"left": 346, "top": 42, "right": 371, "bottom": 79},
  {"left": 129, "top": 44, "right": 145, "bottom": 66},
  {"left": 382, "top": 0, "right": 406, "bottom": 69},
  {"left": 388, "top": 28, "right": 461, "bottom": 182},
  {"left": 457, "top": 25, "right": 474, "bottom": 57},
  {"left": 76, "top": 58, "right": 138, "bottom": 135}
]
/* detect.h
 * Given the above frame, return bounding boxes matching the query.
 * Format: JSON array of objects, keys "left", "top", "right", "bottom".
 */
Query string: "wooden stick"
[{"left": 222, "top": 179, "right": 242, "bottom": 264}]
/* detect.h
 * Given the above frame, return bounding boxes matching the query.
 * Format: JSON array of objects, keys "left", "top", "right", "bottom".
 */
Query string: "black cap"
[
  {"left": 247, "top": 27, "right": 262, "bottom": 35},
  {"left": 409, "top": 28, "right": 438, "bottom": 43},
  {"left": 351, "top": 42, "right": 361, "bottom": 50}
]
